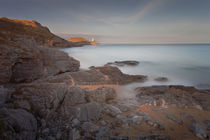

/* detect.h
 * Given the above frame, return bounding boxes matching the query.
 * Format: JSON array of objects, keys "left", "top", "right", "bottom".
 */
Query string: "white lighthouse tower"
[{"left": 91, "top": 38, "right": 95, "bottom": 42}]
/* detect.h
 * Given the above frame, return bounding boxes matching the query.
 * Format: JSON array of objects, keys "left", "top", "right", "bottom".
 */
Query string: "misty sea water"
[{"left": 63, "top": 44, "right": 210, "bottom": 90}]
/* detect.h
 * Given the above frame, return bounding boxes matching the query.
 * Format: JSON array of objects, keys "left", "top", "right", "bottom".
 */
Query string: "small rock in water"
[{"left": 154, "top": 77, "right": 168, "bottom": 82}]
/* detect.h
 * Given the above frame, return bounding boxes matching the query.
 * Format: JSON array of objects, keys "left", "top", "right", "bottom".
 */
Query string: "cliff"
[
  {"left": 0, "top": 17, "right": 77, "bottom": 48},
  {"left": 68, "top": 37, "right": 99, "bottom": 46}
]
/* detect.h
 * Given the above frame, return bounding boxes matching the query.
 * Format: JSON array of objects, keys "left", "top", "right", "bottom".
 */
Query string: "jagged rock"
[
  {"left": 0, "top": 17, "right": 77, "bottom": 48},
  {"left": 71, "top": 119, "right": 80, "bottom": 127},
  {"left": 42, "top": 128, "right": 50, "bottom": 136},
  {"left": 0, "top": 44, "right": 80, "bottom": 84},
  {"left": 189, "top": 122, "right": 207, "bottom": 139},
  {"left": 70, "top": 69, "right": 107, "bottom": 85},
  {"left": 14, "top": 100, "right": 31, "bottom": 111},
  {"left": 47, "top": 136, "right": 56, "bottom": 140},
  {"left": 63, "top": 86, "right": 86, "bottom": 106},
  {"left": 103, "top": 104, "right": 122, "bottom": 117},
  {"left": 136, "top": 133, "right": 170, "bottom": 140},
  {"left": 15, "top": 83, "right": 68, "bottom": 118},
  {"left": 41, "top": 119, "right": 47, "bottom": 128},
  {"left": 0, "top": 86, "right": 13, "bottom": 104},
  {"left": 203, "top": 120, "right": 210, "bottom": 131},
  {"left": 56, "top": 131, "right": 62, "bottom": 140},
  {"left": 69, "top": 128, "right": 80, "bottom": 140},
  {"left": 114, "top": 101, "right": 139, "bottom": 112},
  {"left": 91, "top": 66, "right": 147, "bottom": 84},
  {"left": 81, "top": 122, "right": 99, "bottom": 133},
  {"left": 0, "top": 18, "right": 80, "bottom": 84},
  {"left": 33, "top": 72, "right": 74, "bottom": 85},
  {"left": 0, "top": 108, "right": 37, "bottom": 140},
  {"left": 86, "top": 87, "right": 116, "bottom": 102},
  {"left": 67, "top": 102, "right": 102, "bottom": 122},
  {"left": 135, "top": 85, "right": 210, "bottom": 110}
]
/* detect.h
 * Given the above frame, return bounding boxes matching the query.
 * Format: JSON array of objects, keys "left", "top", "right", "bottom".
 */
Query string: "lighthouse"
[{"left": 91, "top": 38, "right": 95, "bottom": 42}]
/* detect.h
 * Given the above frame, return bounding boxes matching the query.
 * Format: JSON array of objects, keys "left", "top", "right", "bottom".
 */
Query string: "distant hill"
[
  {"left": 68, "top": 37, "right": 99, "bottom": 46},
  {"left": 0, "top": 17, "right": 78, "bottom": 48}
]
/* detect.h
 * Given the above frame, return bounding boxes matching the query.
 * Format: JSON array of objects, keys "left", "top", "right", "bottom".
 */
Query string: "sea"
[{"left": 63, "top": 44, "right": 210, "bottom": 90}]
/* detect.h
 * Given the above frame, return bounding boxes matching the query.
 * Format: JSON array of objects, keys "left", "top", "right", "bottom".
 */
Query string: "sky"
[{"left": 1, "top": 0, "right": 210, "bottom": 44}]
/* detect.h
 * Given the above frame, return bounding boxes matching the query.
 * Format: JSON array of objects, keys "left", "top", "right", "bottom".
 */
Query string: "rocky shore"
[{"left": 1, "top": 18, "right": 210, "bottom": 140}]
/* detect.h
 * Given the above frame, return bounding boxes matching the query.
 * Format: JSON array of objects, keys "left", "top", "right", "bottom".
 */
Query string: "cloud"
[{"left": 73, "top": 0, "right": 165, "bottom": 26}]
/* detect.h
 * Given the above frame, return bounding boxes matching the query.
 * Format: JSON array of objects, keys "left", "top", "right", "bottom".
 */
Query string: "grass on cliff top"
[{"left": 0, "top": 17, "right": 55, "bottom": 44}]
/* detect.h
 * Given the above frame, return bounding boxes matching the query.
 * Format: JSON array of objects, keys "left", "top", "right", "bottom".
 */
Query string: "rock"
[
  {"left": 41, "top": 119, "right": 47, "bottom": 128},
  {"left": 67, "top": 102, "right": 102, "bottom": 122},
  {"left": 14, "top": 100, "right": 31, "bottom": 111},
  {"left": 203, "top": 120, "right": 210, "bottom": 131},
  {"left": 91, "top": 66, "right": 147, "bottom": 85},
  {"left": 86, "top": 87, "right": 116, "bottom": 102},
  {"left": 0, "top": 108, "right": 37, "bottom": 140},
  {"left": 82, "top": 122, "right": 99, "bottom": 133},
  {"left": 63, "top": 86, "right": 86, "bottom": 106},
  {"left": 56, "top": 131, "right": 62, "bottom": 140},
  {"left": 0, "top": 17, "right": 82, "bottom": 49},
  {"left": 71, "top": 118, "right": 80, "bottom": 127},
  {"left": 47, "top": 136, "right": 56, "bottom": 140},
  {"left": 100, "top": 120, "right": 107, "bottom": 126},
  {"left": 0, "top": 44, "right": 79, "bottom": 84},
  {"left": 42, "top": 128, "right": 50, "bottom": 135},
  {"left": 113, "top": 101, "right": 139, "bottom": 112},
  {"left": 105, "top": 60, "right": 139, "bottom": 66},
  {"left": 154, "top": 77, "right": 168, "bottom": 82},
  {"left": 67, "top": 37, "right": 99, "bottom": 46},
  {"left": 0, "top": 18, "right": 80, "bottom": 84},
  {"left": 135, "top": 85, "right": 210, "bottom": 110},
  {"left": 189, "top": 122, "right": 207, "bottom": 139},
  {"left": 33, "top": 72, "right": 74, "bottom": 85},
  {"left": 16, "top": 83, "right": 68, "bottom": 118},
  {"left": 136, "top": 133, "right": 170, "bottom": 140},
  {"left": 167, "top": 114, "right": 183, "bottom": 125},
  {"left": 180, "top": 112, "right": 196, "bottom": 122},
  {"left": 0, "top": 86, "right": 13, "bottom": 104},
  {"left": 69, "top": 129, "right": 80, "bottom": 140},
  {"left": 103, "top": 104, "right": 122, "bottom": 117}
]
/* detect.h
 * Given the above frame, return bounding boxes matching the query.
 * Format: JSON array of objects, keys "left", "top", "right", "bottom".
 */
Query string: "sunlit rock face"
[
  {"left": 67, "top": 37, "right": 99, "bottom": 46},
  {"left": 0, "top": 17, "right": 76, "bottom": 48},
  {"left": 0, "top": 17, "right": 80, "bottom": 84}
]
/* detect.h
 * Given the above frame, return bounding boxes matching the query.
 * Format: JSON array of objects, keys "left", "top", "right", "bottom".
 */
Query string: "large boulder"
[
  {"left": 0, "top": 108, "right": 37, "bottom": 140},
  {"left": 15, "top": 83, "right": 69, "bottom": 118},
  {"left": 91, "top": 66, "right": 147, "bottom": 84},
  {"left": 70, "top": 66, "right": 147, "bottom": 85},
  {"left": 0, "top": 44, "right": 79, "bottom": 84}
]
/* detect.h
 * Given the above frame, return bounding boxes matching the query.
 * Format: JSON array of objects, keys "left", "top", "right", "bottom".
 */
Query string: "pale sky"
[{"left": 1, "top": 0, "right": 210, "bottom": 44}]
